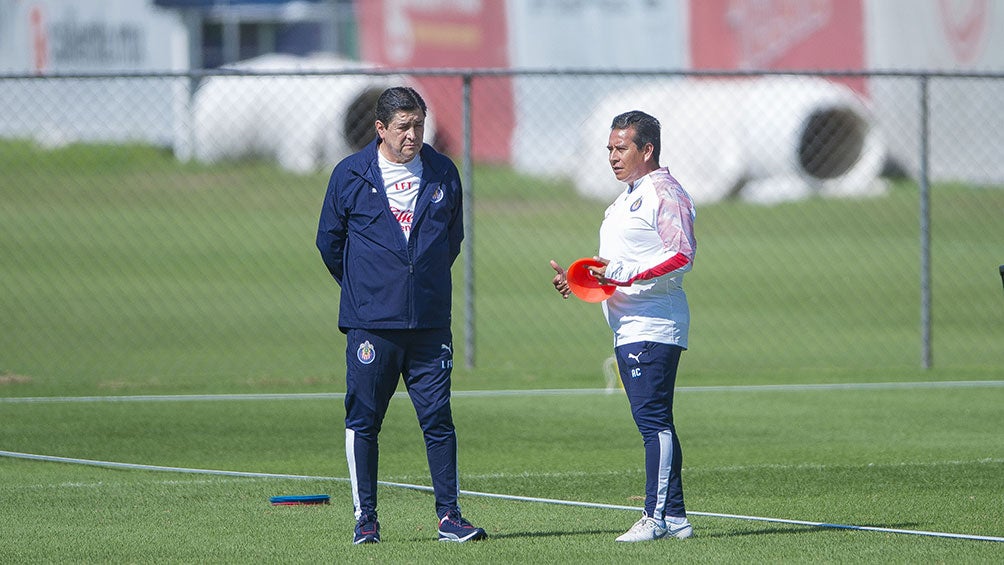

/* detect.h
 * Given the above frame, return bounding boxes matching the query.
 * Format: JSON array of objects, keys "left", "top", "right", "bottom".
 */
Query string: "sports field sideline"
[
  {"left": 3, "top": 379, "right": 1002, "bottom": 562},
  {"left": 4, "top": 378, "right": 1003, "bottom": 403},
  {"left": 3, "top": 143, "right": 1002, "bottom": 562}
]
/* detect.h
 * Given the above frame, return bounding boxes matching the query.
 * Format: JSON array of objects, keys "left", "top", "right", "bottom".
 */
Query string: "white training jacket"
[{"left": 598, "top": 167, "right": 697, "bottom": 349}]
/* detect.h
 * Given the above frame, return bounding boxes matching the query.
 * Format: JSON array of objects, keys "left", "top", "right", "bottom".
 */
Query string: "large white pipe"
[
  {"left": 738, "top": 77, "right": 887, "bottom": 204},
  {"left": 192, "top": 54, "right": 435, "bottom": 174},
  {"left": 573, "top": 76, "right": 887, "bottom": 205}
]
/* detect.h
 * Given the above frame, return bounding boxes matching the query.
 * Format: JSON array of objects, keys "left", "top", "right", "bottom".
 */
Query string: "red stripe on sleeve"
[{"left": 623, "top": 252, "right": 690, "bottom": 285}]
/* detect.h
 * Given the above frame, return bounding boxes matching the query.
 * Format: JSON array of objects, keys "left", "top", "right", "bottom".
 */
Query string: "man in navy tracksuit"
[{"left": 316, "top": 87, "right": 486, "bottom": 545}]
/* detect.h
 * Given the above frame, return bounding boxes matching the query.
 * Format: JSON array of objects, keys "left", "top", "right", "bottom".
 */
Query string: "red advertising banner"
[
  {"left": 689, "top": 0, "right": 866, "bottom": 94},
  {"left": 356, "top": 1, "right": 514, "bottom": 161}
]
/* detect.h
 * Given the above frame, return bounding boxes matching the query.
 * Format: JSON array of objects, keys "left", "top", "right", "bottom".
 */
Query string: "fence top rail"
[{"left": 2, "top": 68, "right": 1003, "bottom": 81}]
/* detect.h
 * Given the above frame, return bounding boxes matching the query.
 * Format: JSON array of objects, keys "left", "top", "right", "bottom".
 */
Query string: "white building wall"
[
  {"left": 505, "top": 0, "right": 689, "bottom": 177},
  {"left": 0, "top": 0, "right": 188, "bottom": 148},
  {"left": 864, "top": 0, "right": 1004, "bottom": 185}
]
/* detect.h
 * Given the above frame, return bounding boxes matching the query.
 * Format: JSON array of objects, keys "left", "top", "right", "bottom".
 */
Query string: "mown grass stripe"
[
  {"left": 3, "top": 449, "right": 1002, "bottom": 544},
  {"left": 3, "top": 380, "right": 1003, "bottom": 404}
]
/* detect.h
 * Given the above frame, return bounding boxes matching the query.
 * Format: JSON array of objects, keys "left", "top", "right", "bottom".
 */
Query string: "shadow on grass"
[
  {"left": 696, "top": 522, "right": 922, "bottom": 539},
  {"left": 488, "top": 528, "right": 625, "bottom": 540},
  {"left": 489, "top": 521, "right": 924, "bottom": 541}
]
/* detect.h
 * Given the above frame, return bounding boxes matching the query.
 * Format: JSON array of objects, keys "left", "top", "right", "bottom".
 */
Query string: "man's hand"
[
  {"left": 550, "top": 260, "right": 571, "bottom": 299},
  {"left": 586, "top": 256, "right": 610, "bottom": 285}
]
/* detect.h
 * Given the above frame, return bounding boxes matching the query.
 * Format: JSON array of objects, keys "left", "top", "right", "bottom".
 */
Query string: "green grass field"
[
  {"left": 2, "top": 142, "right": 1003, "bottom": 562},
  {"left": 3, "top": 384, "right": 1003, "bottom": 562},
  {"left": 1, "top": 142, "right": 1002, "bottom": 395}
]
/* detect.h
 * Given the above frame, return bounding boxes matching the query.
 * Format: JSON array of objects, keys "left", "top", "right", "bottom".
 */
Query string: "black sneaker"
[
  {"left": 353, "top": 514, "right": 380, "bottom": 544},
  {"left": 437, "top": 511, "right": 487, "bottom": 543}
]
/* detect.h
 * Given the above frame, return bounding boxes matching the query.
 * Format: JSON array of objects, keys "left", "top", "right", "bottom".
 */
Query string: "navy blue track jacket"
[{"left": 316, "top": 138, "right": 464, "bottom": 333}]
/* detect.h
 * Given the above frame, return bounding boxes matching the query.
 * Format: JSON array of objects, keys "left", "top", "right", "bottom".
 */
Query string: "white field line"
[
  {"left": 1, "top": 449, "right": 1002, "bottom": 543},
  {"left": 409, "top": 457, "right": 1004, "bottom": 482},
  {"left": 14, "top": 458, "right": 1003, "bottom": 489},
  {"left": 3, "top": 380, "right": 1004, "bottom": 404}
]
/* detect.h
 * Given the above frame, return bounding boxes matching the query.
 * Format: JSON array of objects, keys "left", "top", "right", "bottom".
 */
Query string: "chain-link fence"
[{"left": 1, "top": 69, "right": 1001, "bottom": 394}]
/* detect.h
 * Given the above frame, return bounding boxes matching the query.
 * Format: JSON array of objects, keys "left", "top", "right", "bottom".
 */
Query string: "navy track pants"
[
  {"left": 343, "top": 327, "right": 459, "bottom": 520},
  {"left": 615, "top": 341, "right": 687, "bottom": 519}
]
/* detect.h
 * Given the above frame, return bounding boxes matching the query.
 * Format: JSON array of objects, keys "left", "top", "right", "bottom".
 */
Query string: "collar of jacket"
[
  {"left": 351, "top": 136, "right": 451, "bottom": 182},
  {"left": 348, "top": 137, "right": 456, "bottom": 232}
]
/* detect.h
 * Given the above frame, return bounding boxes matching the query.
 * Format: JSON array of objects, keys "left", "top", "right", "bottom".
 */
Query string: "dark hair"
[
  {"left": 375, "top": 86, "right": 428, "bottom": 125},
  {"left": 610, "top": 110, "right": 661, "bottom": 163}
]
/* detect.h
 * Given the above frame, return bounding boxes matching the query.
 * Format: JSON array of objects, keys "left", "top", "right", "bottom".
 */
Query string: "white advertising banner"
[
  {"left": 865, "top": 0, "right": 1004, "bottom": 184},
  {"left": 0, "top": 0, "right": 184, "bottom": 73},
  {"left": 505, "top": 0, "right": 689, "bottom": 176},
  {"left": 0, "top": 0, "right": 186, "bottom": 148},
  {"left": 866, "top": 0, "right": 1003, "bottom": 72}
]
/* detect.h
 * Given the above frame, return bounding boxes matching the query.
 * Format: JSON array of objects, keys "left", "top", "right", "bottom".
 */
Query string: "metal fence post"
[
  {"left": 461, "top": 73, "right": 475, "bottom": 368},
  {"left": 919, "top": 75, "right": 932, "bottom": 369}
]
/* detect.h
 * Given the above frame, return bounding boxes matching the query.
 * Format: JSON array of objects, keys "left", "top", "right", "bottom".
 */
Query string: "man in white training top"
[{"left": 551, "top": 109, "right": 697, "bottom": 543}]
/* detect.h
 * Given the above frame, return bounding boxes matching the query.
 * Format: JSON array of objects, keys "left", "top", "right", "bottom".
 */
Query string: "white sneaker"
[
  {"left": 666, "top": 516, "right": 693, "bottom": 539},
  {"left": 615, "top": 515, "right": 667, "bottom": 542}
]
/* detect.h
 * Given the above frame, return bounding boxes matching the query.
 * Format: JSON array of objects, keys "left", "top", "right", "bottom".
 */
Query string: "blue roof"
[{"left": 154, "top": 0, "right": 325, "bottom": 7}]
